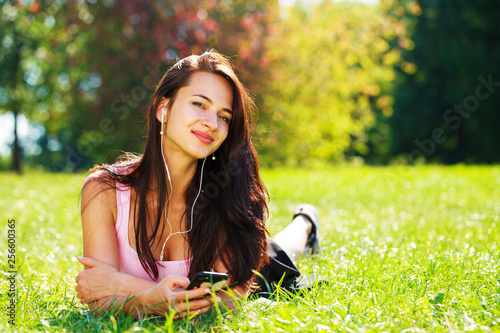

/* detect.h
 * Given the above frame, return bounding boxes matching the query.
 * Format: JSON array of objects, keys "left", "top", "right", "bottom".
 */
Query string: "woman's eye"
[
  {"left": 193, "top": 102, "right": 205, "bottom": 109},
  {"left": 219, "top": 115, "right": 230, "bottom": 123}
]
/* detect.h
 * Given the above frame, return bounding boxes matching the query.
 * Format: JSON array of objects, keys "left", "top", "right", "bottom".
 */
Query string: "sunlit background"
[
  {"left": 0, "top": 0, "right": 379, "bottom": 158},
  {"left": 1, "top": 0, "right": 499, "bottom": 172}
]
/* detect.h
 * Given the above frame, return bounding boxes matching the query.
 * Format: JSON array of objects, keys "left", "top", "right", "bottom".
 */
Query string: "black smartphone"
[{"left": 187, "top": 271, "right": 228, "bottom": 291}]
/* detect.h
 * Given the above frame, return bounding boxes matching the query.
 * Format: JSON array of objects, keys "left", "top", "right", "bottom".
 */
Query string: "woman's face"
[{"left": 158, "top": 71, "right": 234, "bottom": 162}]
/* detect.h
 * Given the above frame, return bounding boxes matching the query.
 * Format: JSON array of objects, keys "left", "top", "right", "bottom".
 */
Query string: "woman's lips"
[{"left": 192, "top": 130, "right": 214, "bottom": 144}]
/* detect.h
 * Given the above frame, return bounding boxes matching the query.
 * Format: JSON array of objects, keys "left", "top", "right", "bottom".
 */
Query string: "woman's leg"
[
  {"left": 272, "top": 215, "right": 312, "bottom": 265},
  {"left": 255, "top": 205, "right": 319, "bottom": 296}
]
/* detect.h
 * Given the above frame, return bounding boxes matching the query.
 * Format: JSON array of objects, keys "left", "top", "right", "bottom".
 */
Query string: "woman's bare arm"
[
  {"left": 84, "top": 275, "right": 214, "bottom": 319},
  {"left": 77, "top": 172, "right": 213, "bottom": 318},
  {"left": 75, "top": 256, "right": 157, "bottom": 303}
]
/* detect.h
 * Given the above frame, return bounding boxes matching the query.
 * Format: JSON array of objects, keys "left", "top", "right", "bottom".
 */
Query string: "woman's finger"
[
  {"left": 173, "top": 296, "right": 214, "bottom": 313},
  {"left": 157, "top": 277, "right": 211, "bottom": 300},
  {"left": 76, "top": 291, "right": 87, "bottom": 304},
  {"left": 161, "top": 274, "right": 191, "bottom": 290},
  {"left": 176, "top": 304, "right": 212, "bottom": 319},
  {"left": 77, "top": 256, "right": 96, "bottom": 268},
  {"left": 165, "top": 288, "right": 212, "bottom": 309},
  {"left": 198, "top": 304, "right": 213, "bottom": 314},
  {"left": 165, "top": 296, "right": 214, "bottom": 319},
  {"left": 185, "top": 287, "right": 212, "bottom": 300},
  {"left": 173, "top": 288, "right": 213, "bottom": 307},
  {"left": 77, "top": 256, "right": 112, "bottom": 269}
]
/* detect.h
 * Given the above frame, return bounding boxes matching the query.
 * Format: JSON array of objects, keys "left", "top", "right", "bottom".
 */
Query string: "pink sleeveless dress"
[{"left": 115, "top": 181, "right": 191, "bottom": 282}]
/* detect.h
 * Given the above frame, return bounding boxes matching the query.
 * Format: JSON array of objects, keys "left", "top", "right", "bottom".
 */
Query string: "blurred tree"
[
  {"left": 0, "top": 0, "right": 278, "bottom": 172},
  {"left": 55, "top": 0, "right": 278, "bottom": 171},
  {"left": 386, "top": 0, "right": 500, "bottom": 163},
  {"left": 0, "top": 1, "right": 67, "bottom": 172},
  {"left": 0, "top": 0, "right": 91, "bottom": 172},
  {"left": 259, "top": 1, "right": 400, "bottom": 166},
  {"left": 256, "top": 1, "right": 402, "bottom": 167}
]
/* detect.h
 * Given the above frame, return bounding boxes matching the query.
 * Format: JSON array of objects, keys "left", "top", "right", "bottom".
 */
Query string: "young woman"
[{"left": 75, "top": 51, "right": 319, "bottom": 319}]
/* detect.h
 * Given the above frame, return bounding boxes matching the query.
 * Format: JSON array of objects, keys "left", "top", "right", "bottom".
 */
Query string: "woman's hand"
[
  {"left": 140, "top": 275, "right": 215, "bottom": 319},
  {"left": 75, "top": 256, "right": 123, "bottom": 304}
]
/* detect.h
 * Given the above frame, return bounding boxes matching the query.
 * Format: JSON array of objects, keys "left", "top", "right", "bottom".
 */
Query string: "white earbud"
[{"left": 160, "top": 108, "right": 166, "bottom": 135}]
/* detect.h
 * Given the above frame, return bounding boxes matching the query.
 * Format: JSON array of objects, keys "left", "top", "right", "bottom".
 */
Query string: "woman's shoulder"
[
  {"left": 80, "top": 170, "right": 120, "bottom": 233},
  {"left": 81, "top": 158, "right": 140, "bottom": 205},
  {"left": 84, "top": 159, "right": 138, "bottom": 186},
  {"left": 83, "top": 168, "right": 113, "bottom": 189},
  {"left": 81, "top": 169, "right": 118, "bottom": 208}
]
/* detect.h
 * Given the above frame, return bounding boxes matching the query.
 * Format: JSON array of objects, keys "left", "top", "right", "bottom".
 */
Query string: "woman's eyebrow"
[{"left": 193, "top": 94, "right": 232, "bottom": 114}]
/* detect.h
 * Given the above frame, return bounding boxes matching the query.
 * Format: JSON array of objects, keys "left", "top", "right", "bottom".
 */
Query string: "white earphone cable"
[{"left": 158, "top": 108, "right": 206, "bottom": 278}]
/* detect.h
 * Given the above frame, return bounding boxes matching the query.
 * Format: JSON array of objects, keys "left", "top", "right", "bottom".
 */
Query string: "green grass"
[{"left": 0, "top": 165, "right": 499, "bottom": 332}]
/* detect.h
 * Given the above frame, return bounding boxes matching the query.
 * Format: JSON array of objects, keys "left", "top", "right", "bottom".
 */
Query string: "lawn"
[{"left": 0, "top": 165, "right": 499, "bottom": 332}]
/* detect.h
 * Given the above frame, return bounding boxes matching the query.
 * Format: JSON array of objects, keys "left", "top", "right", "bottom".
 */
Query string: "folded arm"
[
  {"left": 80, "top": 273, "right": 213, "bottom": 319},
  {"left": 77, "top": 173, "right": 212, "bottom": 318}
]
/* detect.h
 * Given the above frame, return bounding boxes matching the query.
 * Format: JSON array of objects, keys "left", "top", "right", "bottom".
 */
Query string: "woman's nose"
[{"left": 201, "top": 111, "right": 218, "bottom": 130}]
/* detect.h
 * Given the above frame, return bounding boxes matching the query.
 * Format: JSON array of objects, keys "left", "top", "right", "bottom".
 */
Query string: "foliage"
[
  {"left": 0, "top": 0, "right": 71, "bottom": 171},
  {"left": 0, "top": 0, "right": 278, "bottom": 171},
  {"left": 52, "top": 0, "right": 279, "bottom": 171},
  {"left": 0, "top": 166, "right": 499, "bottom": 331},
  {"left": 384, "top": 0, "right": 500, "bottom": 163},
  {"left": 256, "top": 1, "right": 403, "bottom": 167},
  {"left": 3, "top": 0, "right": 500, "bottom": 170}
]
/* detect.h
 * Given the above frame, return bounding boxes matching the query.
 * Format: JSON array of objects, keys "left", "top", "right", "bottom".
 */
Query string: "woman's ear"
[{"left": 155, "top": 98, "right": 170, "bottom": 123}]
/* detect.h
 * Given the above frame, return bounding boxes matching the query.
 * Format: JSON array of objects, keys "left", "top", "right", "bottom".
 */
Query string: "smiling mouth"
[{"left": 192, "top": 131, "right": 214, "bottom": 144}]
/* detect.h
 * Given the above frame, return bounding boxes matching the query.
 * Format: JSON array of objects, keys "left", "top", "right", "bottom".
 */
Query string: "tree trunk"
[
  {"left": 12, "top": 109, "right": 21, "bottom": 173},
  {"left": 11, "top": 31, "right": 22, "bottom": 174}
]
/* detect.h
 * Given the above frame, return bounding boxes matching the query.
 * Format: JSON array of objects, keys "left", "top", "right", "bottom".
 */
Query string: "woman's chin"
[
  {"left": 185, "top": 144, "right": 215, "bottom": 161},
  {"left": 190, "top": 151, "right": 212, "bottom": 161}
]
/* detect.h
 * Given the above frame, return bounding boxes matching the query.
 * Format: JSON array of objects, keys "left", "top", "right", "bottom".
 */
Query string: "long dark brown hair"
[{"left": 84, "top": 51, "right": 269, "bottom": 287}]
